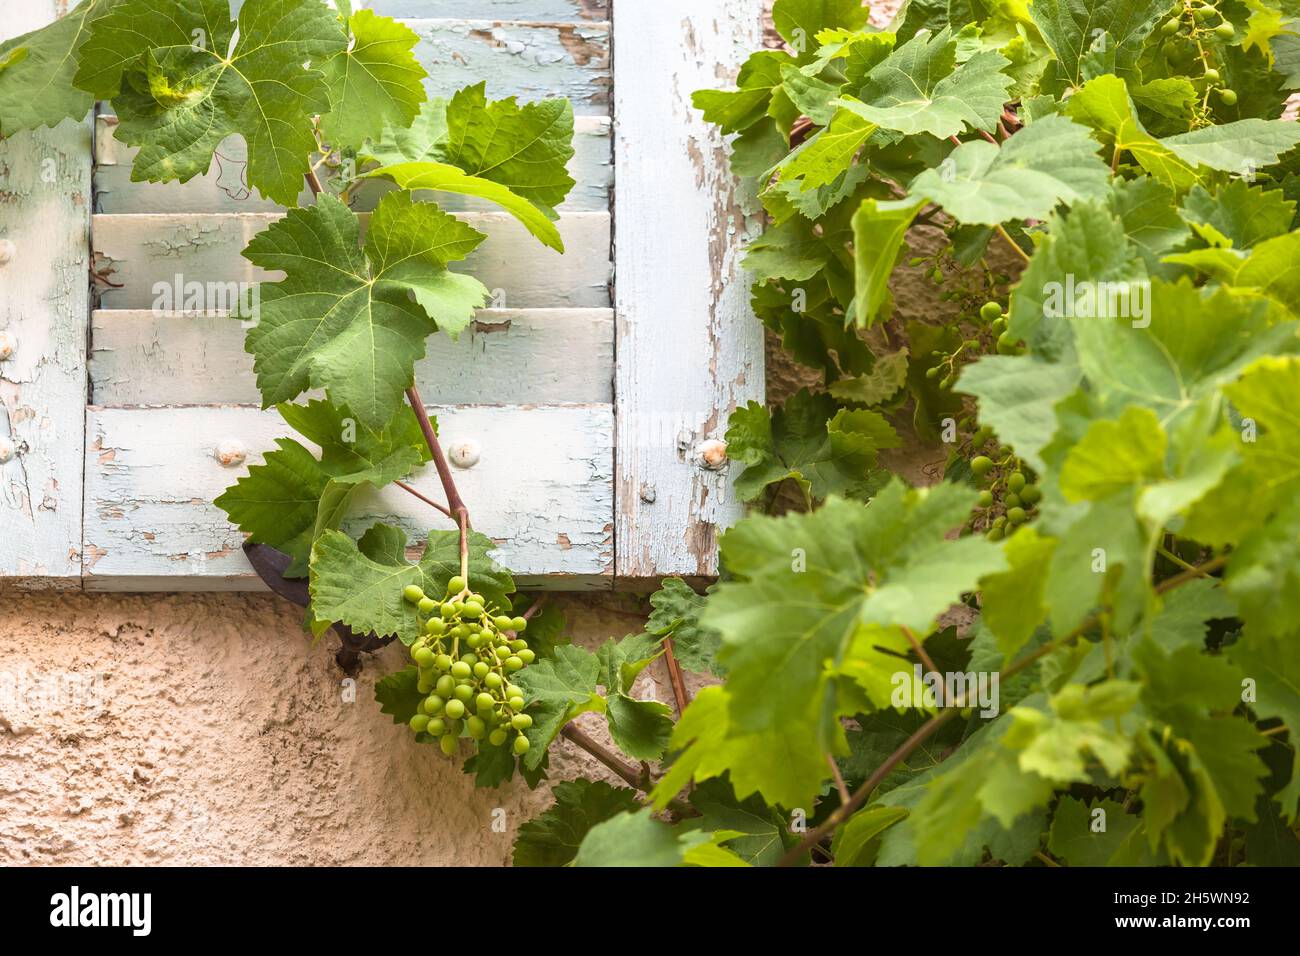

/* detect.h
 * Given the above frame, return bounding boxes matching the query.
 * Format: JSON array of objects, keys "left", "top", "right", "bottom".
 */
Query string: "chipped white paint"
[
  {"left": 407, "top": 20, "right": 609, "bottom": 115},
  {"left": 84, "top": 404, "right": 614, "bottom": 591},
  {"left": 0, "top": 331, "right": 14, "bottom": 361},
  {"left": 0, "top": 3, "right": 91, "bottom": 586},
  {"left": 368, "top": 1, "right": 608, "bottom": 19},
  {"left": 90, "top": 308, "right": 613, "bottom": 406},
  {"left": 95, "top": 115, "right": 611, "bottom": 214},
  {"left": 92, "top": 212, "right": 611, "bottom": 310},
  {"left": 612, "top": 0, "right": 766, "bottom": 579},
  {"left": 0, "top": 239, "right": 15, "bottom": 265}
]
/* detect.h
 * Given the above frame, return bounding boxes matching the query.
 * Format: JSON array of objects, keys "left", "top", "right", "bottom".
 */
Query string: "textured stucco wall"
[{"left": 0, "top": 590, "right": 694, "bottom": 866}]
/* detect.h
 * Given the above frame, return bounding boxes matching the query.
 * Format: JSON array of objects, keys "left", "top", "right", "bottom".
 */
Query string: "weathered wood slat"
[
  {"left": 84, "top": 404, "right": 614, "bottom": 590},
  {"left": 95, "top": 115, "right": 610, "bottom": 214},
  {"left": 92, "top": 212, "right": 612, "bottom": 310},
  {"left": 90, "top": 308, "right": 613, "bottom": 405},
  {"left": 406, "top": 19, "right": 609, "bottom": 115},
  {"left": 365, "top": 1, "right": 607, "bottom": 19},
  {"left": 612, "top": 1, "right": 766, "bottom": 580},
  {"left": 0, "top": 4, "right": 91, "bottom": 586}
]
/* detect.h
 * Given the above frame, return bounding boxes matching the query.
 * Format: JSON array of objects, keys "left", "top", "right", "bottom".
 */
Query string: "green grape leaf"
[
  {"left": 911, "top": 115, "right": 1111, "bottom": 225},
  {"left": 364, "top": 95, "right": 449, "bottom": 165},
  {"left": 512, "top": 779, "right": 641, "bottom": 867},
  {"left": 605, "top": 694, "right": 674, "bottom": 762},
  {"left": 0, "top": 0, "right": 111, "bottom": 134},
  {"left": 692, "top": 51, "right": 793, "bottom": 133},
  {"left": 772, "top": 0, "right": 872, "bottom": 61},
  {"left": 437, "top": 82, "right": 576, "bottom": 216},
  {"left": 1145, "top": 578, "right": 1237, "bottom": 653},
  {"left": 838, "top": 29, "right": 1013, "bottom": 139},
  {"left": 706, "top": 482, "right": 1006, "bottom": 733},
  {"left": 829, "top": 349, "right": 910, "bottom": 406},
  {"left": 647, "top": 577, "right": 723, "bottom": 676},
  {"left": 572, "top": 808, "right": 720, "bottom": 867},
  {"left": 831, "top": 806, "right": 910, "bottom": 867},
  {"left": 852, "top": 195, "right": 923, "bottom": 326},
  {"left": 1029, "top": 0, "right": 1166, "bottom": 85},
  {"left": 512, "top": 645, "right": 604, "bottom": 769},
  {"left": 725, "top": 390, "right": 897, "bottom": 504},
  {"left": 374, "top": 665, "right": 424, "bottom": 725},
  {"left": 242, "top": 192, "right": 487, "bottom": 429},
  {"left": 686, "top": 780, "right": 794, "bottom": 867},
  {"left": 1180, "top": 180, "right": 1297, "bottom": 250},
  {"left": 1107, "top": 177, "right": 1189, "bottom": 272},
  {"left": 979, "top": 527, "right": 1057, "bottom": 662},
  {"left": 1059, "top": 406, "right": 1166, "bottom": 502},
  {"left": 309, "top": 524, "right": 513, "bottom": 644},
  {"left": 78, "top": 0, "right": 346, "bottom": 206},
  {"left": 360, "top": 161, "right": 563, "bottom": 251},
  {"left": 649, "top": 686, "right": 835, "bottom": 811},
  {"left": 1047, "top": 796, "right": 1141, "bottom": 866},
  {"left": 776, "top": 107, "right": 877, "bottom": 191},
  {"left": 320, "top": 7, "right": 426, "bottom": 150},
  {"left": 1228, "top": 634, "right": 1300, "bottom": 821}
]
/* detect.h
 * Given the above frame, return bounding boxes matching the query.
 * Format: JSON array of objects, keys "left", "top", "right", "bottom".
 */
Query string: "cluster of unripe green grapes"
[
  {"left": 401, "top": 576, "right": 536, "bottom": 759},
  {"left": 926, "top": 301, "right": 1020, "bottom": 390},
  {"left": 971, "top": 455, "right": 1042, "bottom": 541},
  {"left": 1159, "top": 3, "right": 1238, "bottom": 106}
]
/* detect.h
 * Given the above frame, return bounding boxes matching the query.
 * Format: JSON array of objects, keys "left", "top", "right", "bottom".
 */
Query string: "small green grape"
[
  {"left": 417, "top": 677, "right": 434, "bottom": 694},
  {"left": 439, "top": 734, "right": 458, "bottom": 757},
  {"left": 971, "top": 455, "right": 994, "bottom": 477},
  {"left": 505, "top": 656, "right": 524, "bottom": 672},
  {"left": 423, "top": 695, "right": 445, "bottom": 716},
  {"left": 489, "top": 729, "right": 509, "bottom": 747},
  {"left": 979, "top": 301, "right": 1002, "bottom": 321},
  {"left": 403, "top": 585, "right": 425, "bottom": 604},
  {"left": 1193, "top": 5, "right": 1214, "bottom": 21},
  {"left": 447, "top": 575, "right": 467, "bottom": 594},
  {"left": 1160, "top": 17, "right": 1180, "bottom": 35},
  {"left": 413, "top": 647, "right": 435, "bottom": 668},
  {"left": 513, "top": 735, "right": 531, "bottom": 756},
  {"left": 471, "top": 662, "right": 488, "bottom": 679},
  {"left": 508, "top": 639, "right": 527, "bottom": 652},
  {"left": 1203, "top": 67, "right": 1220, "bottom": 82},
  {"left": 425, "top": 618, "right": 445, "bottom": 635},
  {"left": 460, "top": 652, "right": 478, "bottom": 666},
  {"left": 1020, "top": 484, "right": 1042, "bottom": 504},
  {"left": 507, "top": 684, "right": 523, "bottom": 699},
  {"left": 494, "top": 615, "right": 513, "bottom": 630},
  {"left": 450, "top": 661, "right": 472, "bottom": 680},
  {"left": 436, "top": 674, "right": 456, "bottom": 698},
  {"left": 508, "top": 695, "right": 526, "bottom": 710},
  {"left": 1218, "top": 87, "right": 1238, "bottom": 104},
  {"left": 511, "top": 713, "right": 533, "bottom": 731},
  {"left": 409, "top": 714, "right": 430, "bottom": 733},
  {"left": 444, "top": 698, "right": 466, "bottom": 720},
  {"left": 1215, "top": 21, "right": 1235, "bottom": 39},
  {"left": 463, "top": 602, "right": 484, "bottom": 619},
  {"left": 466, "top": 716, "right": 487, "bottom": 739},
  {"left": 518, "top": 649, "right": 536, "bottom": 665},
  {"left": 986, "top": 527, "right": 1004, "bottom": 542},
  {"left": 1007, "top": 507, "right": 1027, "bottom": 525},
  {"left": 926, "top": 366, "right": 940, "bottom": 380},
  {"left": 440, "top": 601, "right": 457, "bottom": 618},
  {"left": 977, "top": 490, "right": 994, "bottom": 508},
  {"left": 1004, "top": 493, "right": 1021, "bottom": 509},
  {"left": 1007, "top": 472, "right": 1026, "bottom": 493},
  {"left": 434, "top": 653, "right": 453, "bottom": 673},
  {"left": 484, "top": 672, "right": 503, "bottom": 690},
  {"left": 453, "top": 684, "right": 474, "bottom": 703},
  {"left": 511, "top": 617, "right": 528, "bottom": 632},
  {"left": 418, "top": 597, "right": 437, "bottom": 614},
  {"left": 465, "top": 632, "right": 483, "bottom": 650},
  {"left": 427, "top": 718, "right": 446, "bottom": 737},
  {"left": 476, "top": 692, "right": 496, "bottom": 713}
]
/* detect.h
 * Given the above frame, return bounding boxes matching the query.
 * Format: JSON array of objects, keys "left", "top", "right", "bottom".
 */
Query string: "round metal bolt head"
[
  {"left": 0, "top": 331, "right": 13, "bottom": 361},
  {"left": 0, "top": 240, "right": 14, "bottom": 266},
  {"left": 0, "top": 437, "right": 14, "bottom": 464},
  {"left": 449, "top": 438, "right": 481, "bottom": 469},
  {"left": 697, "top": 438, "right": 728, "bottom": 469},
  {"left": 214, "top": 439, "right": 248, "bottom": 467}
]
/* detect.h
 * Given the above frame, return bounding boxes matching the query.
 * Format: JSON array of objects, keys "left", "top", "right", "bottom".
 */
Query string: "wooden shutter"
[{"left": 2, "top": 0, "right": 763, "bottom": 590}]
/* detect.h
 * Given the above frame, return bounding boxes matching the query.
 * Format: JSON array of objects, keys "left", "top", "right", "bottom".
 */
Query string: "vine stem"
[
  {"left": 775, "top": 553, "right": 1230, "bottom": 867},
  {"left": 662, "top": 639, "right": 691, "bottom": 715},
  {"left": 994, "top": 223, "right": 1030, "bottom": 264},
  {"left": 561, "top": 724, "right": 647, "bottom": 790},
  {"left": 394, "top": 480, "right": 452, "bottom": 518}
]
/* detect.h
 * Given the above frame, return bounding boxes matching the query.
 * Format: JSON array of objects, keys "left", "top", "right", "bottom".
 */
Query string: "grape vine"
[{"left": 9, "top": 0, "right": 1300, "bottom": 868}]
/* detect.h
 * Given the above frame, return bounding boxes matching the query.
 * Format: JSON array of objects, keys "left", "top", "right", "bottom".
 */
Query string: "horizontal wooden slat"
[
  {"left": 84, "top": 404, "right": 614, "bottom": 591},
  {"left": 364, "top": 1, "right": 607, "bottom": 19},
  {"left": 90, "top": 308, "right": 613, "bottom": 405},
  {"left": 94, "top": 116, "right": 611, "bottom": 214},
  {"left": 406, "top": 20, "right": 609, "bottom": 114},
  {"left": 92, "top": 212, "right": 611, "bottom": 310}
]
